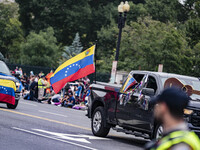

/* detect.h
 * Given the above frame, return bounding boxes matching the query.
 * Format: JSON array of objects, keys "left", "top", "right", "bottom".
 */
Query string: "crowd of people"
[{"left": 11, "top": 67, "right": 91, "bottom": 110}]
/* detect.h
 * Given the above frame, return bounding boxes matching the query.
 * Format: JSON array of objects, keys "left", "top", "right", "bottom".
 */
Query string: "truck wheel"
[
  {"left": 153, "top": 124, "right": 163, "bottom": 140},
  {"left": 7, "top": 100, "right": 19, "bottom": 109},
  {"left": 92, "top": 106, "right": 110, "bottom": 137}
]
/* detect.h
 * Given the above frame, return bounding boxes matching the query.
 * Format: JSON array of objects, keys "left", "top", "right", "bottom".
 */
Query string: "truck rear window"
[{"left": 0, "top": 61, "right": 11, "bottom": 75}]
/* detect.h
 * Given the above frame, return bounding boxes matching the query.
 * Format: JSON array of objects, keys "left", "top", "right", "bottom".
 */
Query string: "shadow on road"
[{"left": 108, "top": 134, "right": 148, "bottom": 148}]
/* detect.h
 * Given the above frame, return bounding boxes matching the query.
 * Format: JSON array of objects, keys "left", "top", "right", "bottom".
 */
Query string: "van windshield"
[
  {"left": 0, "top": 61, "right": 11, "bottom": 75},
  {"left": 161, "top": 77, "right": 200, "bottom": 100}
]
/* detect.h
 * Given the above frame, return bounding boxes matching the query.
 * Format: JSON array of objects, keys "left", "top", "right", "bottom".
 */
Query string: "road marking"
[
  {"left": 33, "top": 129, "right": 110, "bottom": 141},
  {"left": 20, "top": 102, "right": 37, "bottom": 106},
  {"left": 0, "top": 108, "right": 126, "bottom": 140},
  {"left": 38, "top": 110, "right": 68, "bottom": 118},
  {"left": 33, "top": 129, "right": 91, "bottom": 144},
  {"left": 0, "top": 108, "right": 90, "bottom": 131},
  {"left": 12, "top": 127, "right": 97, "bottom": 150}
]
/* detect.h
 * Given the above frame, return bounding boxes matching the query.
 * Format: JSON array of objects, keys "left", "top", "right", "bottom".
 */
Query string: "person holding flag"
[
  {"left": 50, "top": 45, "right": 95, "bottom": 94},
  {"left": 46, "top": 70, "right": 54, "bottom": 93}
]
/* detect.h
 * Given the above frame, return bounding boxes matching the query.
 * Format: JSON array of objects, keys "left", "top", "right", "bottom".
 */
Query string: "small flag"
[
  {"left": 0, "top": 79, "right": 16, "bottom": 105},
  {"left": 121, "top": 74, "right": 138, "bottom": 93},
  {"left": 50, "top": 45, "right": 95, "bottom": 93}
]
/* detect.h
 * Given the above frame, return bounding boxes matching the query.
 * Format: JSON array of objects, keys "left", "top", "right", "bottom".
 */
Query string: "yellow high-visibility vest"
[
  {"left": 151, "top": 130, "right": 200, "bottom": 150},
  {"left": 38, "top": 78, "right": 44, "bottom": 89}
]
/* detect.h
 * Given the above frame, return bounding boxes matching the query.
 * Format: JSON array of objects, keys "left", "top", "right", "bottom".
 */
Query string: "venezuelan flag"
[
  {"left": 0, "top": 79, "right": 16, "bottom": 105},
  {"left": 0, "top": 72, "right": 23, "bottom": 92},
  {"left": 50, "top": 45, "right": 95, "bottom": 93},
  {"left": 121, "top": 74, "right": 137, "bottom": 93}
]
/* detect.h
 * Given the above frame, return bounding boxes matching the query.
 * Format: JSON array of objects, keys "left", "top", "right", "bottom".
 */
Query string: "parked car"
[
  {"left": 0, "top": 60, "right": 20, "bottom": 109},
  {"left": 87, "top": 71, "right": 200, "bottom": 139}
]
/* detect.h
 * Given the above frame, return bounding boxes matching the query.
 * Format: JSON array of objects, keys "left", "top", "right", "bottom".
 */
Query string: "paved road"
[{"left": 0, "top": 99, "right": 148, "bottom": 150}]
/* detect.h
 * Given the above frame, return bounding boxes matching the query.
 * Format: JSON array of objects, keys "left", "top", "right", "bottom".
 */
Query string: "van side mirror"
[{"left": 141, "top": 88, "right": 155, "bottom": 96}]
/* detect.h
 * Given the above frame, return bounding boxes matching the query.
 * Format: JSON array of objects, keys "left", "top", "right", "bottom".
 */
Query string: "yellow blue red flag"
[
  {"left": 50, "top": 45, "right": 95, "bottom": 93},
  {"left": 0, "top": 79, "right": 16, "bottom": 105},
  {"left": 121, "top": 74, "right": 137, "bottom": 93}
]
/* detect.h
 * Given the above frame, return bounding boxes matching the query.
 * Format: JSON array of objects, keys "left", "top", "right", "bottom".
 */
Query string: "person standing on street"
[
  {"left": 75, "top": 82, "right": 82, "bottom": 99},
  {"left": 145, "top": 88, "right": 200, "bottom": 150},
  {"left": 29, "top": 76, "right": 37, "bottom": 101},
  {"left": 38, "top": 75, "right": 46, "bottom": 102}
]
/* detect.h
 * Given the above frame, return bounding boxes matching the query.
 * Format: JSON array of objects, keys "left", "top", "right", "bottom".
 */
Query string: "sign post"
[
  {"left": 110, "top": 61, "right": 117, "bottom": 83},
  {"left": 158, "top": 64, "right": 163, "bottom": 72}
]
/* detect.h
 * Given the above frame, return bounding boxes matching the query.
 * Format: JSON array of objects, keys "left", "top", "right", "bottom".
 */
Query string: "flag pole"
[{"left": 94, "top": 40, "right": 97, "bottom": 84}]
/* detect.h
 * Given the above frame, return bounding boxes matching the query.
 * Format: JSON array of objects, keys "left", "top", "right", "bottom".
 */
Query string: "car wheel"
[
  {"left": 92, "top": 106, "right": 110, "bottom": 137},
  {"left": 7, "top": 100, "right": 19, "bottom": 109},
  {"left": 153, "top": 124, "right": 163, "bottom": 140}
]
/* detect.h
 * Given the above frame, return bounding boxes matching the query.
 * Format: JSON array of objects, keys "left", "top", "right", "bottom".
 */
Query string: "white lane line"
[
  {"left": 12, "top": 127, "right": 97, "bottom": 150},
  {"left": 20, "top": 102, "right": 37, "bottom": 106},
  {"left": 38, "top": 110, "right": 68, "bottom": 118}
]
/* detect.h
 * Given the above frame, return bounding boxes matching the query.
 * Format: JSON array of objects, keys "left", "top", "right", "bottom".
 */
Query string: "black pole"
[
  {"left": 115, "top": 13, "right": 123, "bottom": 61},
  {"left": 94, "top": 40, "right": 97, "bottom": 84}
]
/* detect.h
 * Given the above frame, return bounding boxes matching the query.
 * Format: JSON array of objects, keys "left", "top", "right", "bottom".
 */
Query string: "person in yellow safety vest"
[
  {"left": 38, "top": 75, "right": 46, "bottom": 103},
  {"left": 144, "top": 88, "right": 200, "bottom": 150}
]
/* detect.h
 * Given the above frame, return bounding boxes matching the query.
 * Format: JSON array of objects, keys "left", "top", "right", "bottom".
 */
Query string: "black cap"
[{"left": 150, "top": 88, "right": 190, "bottom": 116}]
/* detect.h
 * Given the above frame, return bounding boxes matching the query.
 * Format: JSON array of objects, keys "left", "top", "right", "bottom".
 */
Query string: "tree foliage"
[
  {"left": 15, "top": 0, "right": 92, "bottom": 46},
  {"left": 191, "top": 42, "right": 200, "bottom": 75},
  {"left": 119, "top": 18, "right": 190, "bottom": 74},
  {"left": 1, "top": 0, "right": 200, "bottom": 77},
  {"left": 0, "top": 2, "right": 24, "bottom": 63},
  {"left": 20, "top": 27, "right": 60, "bottom": 67},
  {"left": 145, "top": 0, "right": 187, "bottom": 22},
  {"left": 62, "top": 33, "right": 83, "bottom": 62}
]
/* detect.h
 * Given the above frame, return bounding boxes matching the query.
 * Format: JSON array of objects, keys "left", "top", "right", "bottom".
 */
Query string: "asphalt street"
[{"left": 0, "top": 99, "right": 148, "bottom": 150}]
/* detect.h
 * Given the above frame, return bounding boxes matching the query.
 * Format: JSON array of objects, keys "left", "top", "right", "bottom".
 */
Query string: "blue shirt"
[
  {"left": 76, "top": 86, "right": 82, "bottom": 96},
  {"left": 86, "top": 89, "right": 90, "bottom": 96},
  {"left": 69, "top": 96, "right": 75, "bottom": 105}
]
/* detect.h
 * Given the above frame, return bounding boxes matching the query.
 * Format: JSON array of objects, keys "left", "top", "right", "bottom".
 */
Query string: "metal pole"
[
  {"left": 110, "top": 13, "right": 123, "bottom": 84},
  {"left": 94, "top": 40, "right": 97, "bottom": 84},
  {"left": 115, "top": 13, "right": 123, "bottom": 61}
]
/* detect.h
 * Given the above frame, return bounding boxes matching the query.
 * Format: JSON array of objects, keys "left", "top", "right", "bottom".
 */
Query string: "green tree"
[
  {"left": 62, "top": 33, "right": 83, "bottom": 61},
  {"left": 20, "top": 27, "right": 60, "bottom": 67},
  {"left": 16, "top": 0, "right": 92, "bottom": 46},
  {"left": 116, "top": 17, "right": 190, "bottom": 75},
  {"left": 191, "top": 42, "right": 200, "bottom": 76},
  {"left": 12, "top": 0, "right": 200, "bottom": 76},
  {"left": 127, "top": 2, "right": 148, "bottom": 23},
  {"left": 183, "top": 0, "right": 200, "bottom": 18},
  {"left": 145, "top": 0, "right": 187, "bottom": 22},
  {"left": 0, "top": 2, "right": 24, "bottom": 63},
  {"left": 97, "top": 21, "right": 118, "bottom": 60},
  {"left": 184, "top": 17, "right": 200, "bottom": 48},
  {"left": 3, "top": 18, "right": 24, "bottom": 63}
]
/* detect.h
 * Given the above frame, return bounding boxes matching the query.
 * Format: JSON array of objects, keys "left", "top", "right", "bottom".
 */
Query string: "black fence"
[
  {"left": 7, "top": 63, "right": 53, "bottom": 76},
  {"left": 6, "top": 63, "right": 110, "bottom": 83},
  {"left": 88, "top": 72, "right": 110, "bottom": 83}
]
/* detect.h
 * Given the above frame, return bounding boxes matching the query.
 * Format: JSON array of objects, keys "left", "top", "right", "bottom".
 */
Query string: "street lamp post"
[{"left": 110, "top": 1, "right": 130, "bottom": 84}]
